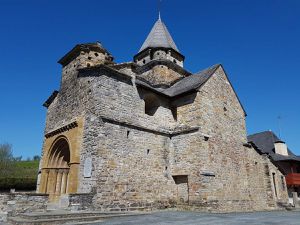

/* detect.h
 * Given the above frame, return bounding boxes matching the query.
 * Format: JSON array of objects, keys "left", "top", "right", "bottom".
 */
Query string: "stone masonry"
[{"left": 36, "top": 16, "right": 289, "bottom": 212}]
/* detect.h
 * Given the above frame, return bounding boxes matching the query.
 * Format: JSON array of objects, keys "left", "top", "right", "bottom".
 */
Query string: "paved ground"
[{"left": 99, "top": 211, "right": 300, "bottom": 225}]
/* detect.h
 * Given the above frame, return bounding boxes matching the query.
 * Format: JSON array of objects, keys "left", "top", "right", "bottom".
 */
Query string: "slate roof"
[
  {"left": 135, "top": 63, "right": 246, "bottom": 115},
  {"left": 43, "top": 90, "right": 59, "bottom": 108},
  {"left": 139, "top": 17, "right": 179, "bottom": 53},
  {"left": 136, "top": 64, "right": 220, "bottom": 97},
  {"left": 248, "top": 131, "right": 300, "bottom": 162}
]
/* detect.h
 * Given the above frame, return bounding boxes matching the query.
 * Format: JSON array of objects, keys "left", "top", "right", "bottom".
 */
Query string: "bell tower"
[
  {"left": 134, "top": 16, "right": 185, "bottom": 68},
  {"left": 133, "top": 16, "right": 188, "bottom": 87}
]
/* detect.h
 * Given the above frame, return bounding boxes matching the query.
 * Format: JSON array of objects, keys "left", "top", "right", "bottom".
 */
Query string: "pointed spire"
[{"left": 138, "top": 17, "right": 179, "bottom": 53}]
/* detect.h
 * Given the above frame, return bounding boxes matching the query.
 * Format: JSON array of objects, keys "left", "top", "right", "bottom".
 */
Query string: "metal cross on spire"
[
  {"left": 277, "top": 115, "right": 283, "bottom": 139},
  {"left": 158, "top": 0, "right": 162, "bottom": 20}
]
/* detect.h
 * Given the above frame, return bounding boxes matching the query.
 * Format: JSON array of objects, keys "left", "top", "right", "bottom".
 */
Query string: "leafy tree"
[
  {"left": 14, "top": 156, "right": 22, "bottom": 161},
  {"left": 0, "top": 143, "right": 13, "bottom": 161},
  {"left": 33, "top": 155, "right": 41, "bottom": 161},
  {"left": 0, "top": 143, "right": 14, "bottom": 176}
]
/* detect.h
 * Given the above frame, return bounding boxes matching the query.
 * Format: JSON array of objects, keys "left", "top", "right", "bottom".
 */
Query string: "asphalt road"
[{"left": 99, "top": 210, "right": 300, "bottom": 225}]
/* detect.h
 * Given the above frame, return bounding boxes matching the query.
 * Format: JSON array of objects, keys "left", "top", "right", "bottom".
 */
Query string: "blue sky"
[{"left": 0, "top": 0, "right": 299, "bottom": 158}]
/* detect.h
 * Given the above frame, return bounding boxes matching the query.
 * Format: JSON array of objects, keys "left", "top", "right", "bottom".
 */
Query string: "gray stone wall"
[
  {"left": 0, "top": 193, "right": 48, "bottom": 220},
  {"left": 78, "top": 72, "right": 175, "bottom": 132},
  {"left": 139, "top": 65, "right": 183, "bottom": 86},
  {"left": 68, "top": 193, "right": 95, "bottom": 211},
  {"left": 91, "top": 122, "right": 177, "bottom": 210},
  {"left": 176, "top": 66, "right": 246, "bottom": 142}
]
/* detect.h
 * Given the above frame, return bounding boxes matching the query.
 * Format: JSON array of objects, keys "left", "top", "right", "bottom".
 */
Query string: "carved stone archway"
[{"left": 41, "top": 137, "right": 71, "bottom": 196}]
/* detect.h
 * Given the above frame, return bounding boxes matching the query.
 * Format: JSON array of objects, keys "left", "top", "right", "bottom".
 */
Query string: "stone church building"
[{"left": 37, "top": 17, "right": 288, "bottom": 212}]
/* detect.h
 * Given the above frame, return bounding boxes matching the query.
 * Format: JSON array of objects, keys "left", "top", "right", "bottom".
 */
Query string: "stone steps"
[{"left": 8, "top": 210, "right": 148, "bottom": 225}]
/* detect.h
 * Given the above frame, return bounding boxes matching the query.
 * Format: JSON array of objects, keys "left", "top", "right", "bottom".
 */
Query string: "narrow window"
[
  {"left": 127, "top": 130, "right": 130, "bottom": 138},
  {"left": 147, "top": 149, "right": 150, "bottom": 155},
  {"left": 272, "top": 172, "right": 278, "bottom": 198},
  {"left": 281, "top": 176, "right": 285, "bottom": 190}
]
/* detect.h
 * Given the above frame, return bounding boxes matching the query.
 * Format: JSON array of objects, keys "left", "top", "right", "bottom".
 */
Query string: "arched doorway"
[{"left": 44, "top": 137, "right": 70, "bottom": 196}]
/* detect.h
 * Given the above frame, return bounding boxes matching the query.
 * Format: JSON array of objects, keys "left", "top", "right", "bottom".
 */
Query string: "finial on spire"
[{"left": 158, "top": 0, "right": 161, "bottom": 20}]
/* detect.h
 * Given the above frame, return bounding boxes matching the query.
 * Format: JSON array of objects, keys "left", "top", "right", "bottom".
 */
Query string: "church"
[{"left": 37, "top": 16, "right": 289, "bottom": 212}]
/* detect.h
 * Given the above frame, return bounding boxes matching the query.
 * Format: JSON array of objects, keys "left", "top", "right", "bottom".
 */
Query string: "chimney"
[{"left": 274, "top": 140, "right": 288, "bottom": 156}]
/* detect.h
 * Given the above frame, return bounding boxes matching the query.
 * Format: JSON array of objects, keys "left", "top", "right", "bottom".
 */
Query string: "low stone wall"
[
  {"left": 0, "top": 192, "right": 48, "bottom": 221},
  {"left": 68, "top": 193, "right": 95, "bottom": 211}
]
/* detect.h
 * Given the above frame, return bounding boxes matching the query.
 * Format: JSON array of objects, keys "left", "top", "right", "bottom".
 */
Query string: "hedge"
[
  {"left": 0, "top": 177, "right": 37, "bottom": 191},
  {"left": 0, "top": 160, "right": 39, "bottom": 191}
]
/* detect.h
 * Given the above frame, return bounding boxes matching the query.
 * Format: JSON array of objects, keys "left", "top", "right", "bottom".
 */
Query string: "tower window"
[
  {"left": 173, "top": 59, "right": 177, "bottom": 64},
  {"left": 87, "top": 63, "right": 91, "bottom": 67},
  {"left": 88, "top": 57, "right": 92, "bottom": 60},
  {"left": 143, "top": 59, "right": 146, "bottom": 64},
  {"left": 147, "top": 149, "right": 150, "bottom": 154},
  {"left": 94, "top": 53, "right": 99, "bottom": 57}
]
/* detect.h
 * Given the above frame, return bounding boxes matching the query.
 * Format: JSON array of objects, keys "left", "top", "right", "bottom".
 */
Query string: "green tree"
[
  {"left": 0, "top": 143, "right": 13, "bottom": 160},
  {"left": 0, "top": 143, "right": 14, "bottom": 176},
  {"left": 33, "top": 155, "right": 40, "bottom": 161}
]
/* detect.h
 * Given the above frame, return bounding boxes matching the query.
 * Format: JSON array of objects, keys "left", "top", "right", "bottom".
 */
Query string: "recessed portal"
[{"left": 43, "top": 137, "right": 70, "bottom": 196}]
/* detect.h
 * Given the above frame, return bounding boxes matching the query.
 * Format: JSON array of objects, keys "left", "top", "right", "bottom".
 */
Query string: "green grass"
[{"left": 0, "top": 160, "right": 39, "bottom": 191}]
